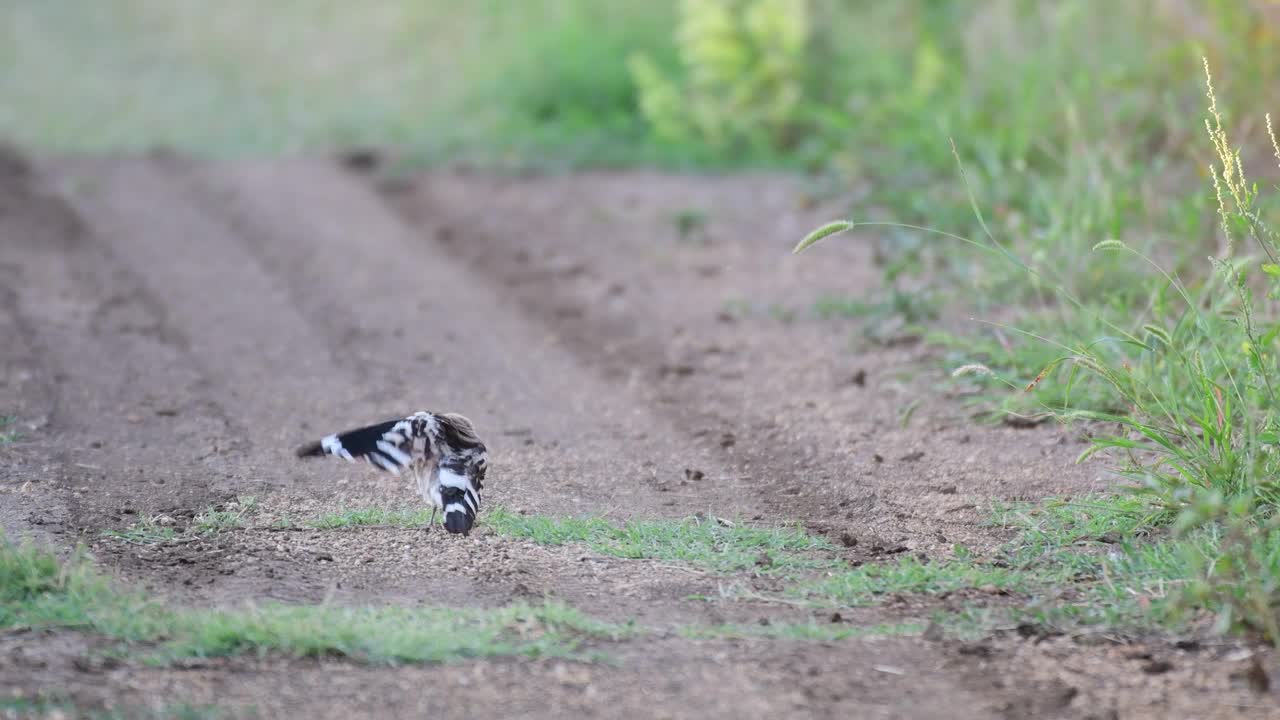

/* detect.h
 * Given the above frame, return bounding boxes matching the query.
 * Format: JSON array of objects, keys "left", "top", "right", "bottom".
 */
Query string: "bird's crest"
[{"left": 436, "top": 412, "right": 482, "bottom": 448}]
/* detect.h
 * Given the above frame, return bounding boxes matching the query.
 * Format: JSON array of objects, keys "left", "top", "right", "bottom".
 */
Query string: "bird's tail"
[
  {"left": 440, "top": 485, "right": 478, "bottom": 535},
  {"left": 442, "top": 484, "right": 478, "bottom": 530}
]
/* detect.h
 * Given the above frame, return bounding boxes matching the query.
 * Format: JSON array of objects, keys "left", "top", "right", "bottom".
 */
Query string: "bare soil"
[{"left": 0, "top": 145, "right": 1275, "bottom": 718}]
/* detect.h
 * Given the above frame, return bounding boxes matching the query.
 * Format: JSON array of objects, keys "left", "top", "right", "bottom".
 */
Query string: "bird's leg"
[
  {"left": 411, "top": 463, "right": 430, "bottom": 534},
  {"left": 428, "top": 505, "right": 438, "bottom": 530}
]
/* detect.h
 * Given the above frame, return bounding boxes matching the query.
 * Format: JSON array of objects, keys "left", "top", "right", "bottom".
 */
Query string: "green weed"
[
  {"left": 485, "top": 508, "right": 838, "bottom": 574},
  {"left": 0, "top": 535, "right": 625, "bottom": 665}
]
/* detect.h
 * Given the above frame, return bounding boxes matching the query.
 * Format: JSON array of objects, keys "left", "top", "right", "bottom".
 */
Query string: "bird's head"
[{"left": 433, "top": 412, "right": 483, "bottom": 450}]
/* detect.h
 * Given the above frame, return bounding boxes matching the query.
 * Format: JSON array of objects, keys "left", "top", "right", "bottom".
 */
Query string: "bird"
[{"left": 295, "top": 411, "right": 488, "bottom": 535}]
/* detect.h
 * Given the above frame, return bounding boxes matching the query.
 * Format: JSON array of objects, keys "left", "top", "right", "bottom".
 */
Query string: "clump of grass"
[
  {"left": 991, "top": 494, "right": 1166, "bottom": 557},
  {"left": 101, "top": 515, "right": 180, "bottom": 546},
  {"left": 485, "top": 508, "right": 837, "bottom": 574},
  {"left": 989, "top": 495, "right": 1173, "bottom": 628},
  {"left": 0, "top": 535, "right": 625, "bottom": 665},
  {"left": 762, "top": 495, "right": 1272, "bottom": 639},
  {"left": 992, "top": 495, "right": 1280, "bottom": 638},
  {"left": 191, "top": 496, "right": 257, "bottom": 535},
  {"left": 101, "top": 496, "right": 258, "bottom": 545},
  {"left": 1168, "top": 496, "right": 1280, "bottom": 641},
  {"left": 304, "top": 507, "right": 435, "bottom": 530}
]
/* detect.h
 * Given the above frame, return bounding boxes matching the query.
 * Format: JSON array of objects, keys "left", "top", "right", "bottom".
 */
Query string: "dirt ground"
[{"left": 0, "top": 145, "right": 1276, "bottom": 718}]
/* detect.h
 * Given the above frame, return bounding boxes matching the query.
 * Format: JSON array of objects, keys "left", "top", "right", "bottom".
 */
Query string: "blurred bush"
[{"left": 629, "top": 0, "right": 811, "bottom": 153}]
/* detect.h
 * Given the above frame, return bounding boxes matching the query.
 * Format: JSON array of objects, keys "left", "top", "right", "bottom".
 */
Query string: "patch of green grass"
[
  {"left": 671, "top": 208, "right": 709, "bottom": 243},
  {"left": 485, "top": 508, "right": 838, "bottom": 574},
  {"left": 191, "top": 496, "right": 256, "bottom": 535},
  {"left": 794, "top": 495, "right": 1238, "bottom": 638},
  {"left": 269, "top": 515, "right": 296, "bottom": 530},
  {"left": 304, "top": 507, "right": 435, "bottom": 530},
  {"left": 0, "top": 415, "right": 21, "bottom": 445},
  {"left": 100, "top": 516, "right": 180, "bottom": 546},
  {"left": 791, "top": 555, "right": 1057, "bottom": 608},
  {"left": 811, "top": 295, "right": 879, "bottom": 321},
  {"left": 493, "top": 503, "right": 1271, "bottom": 641},
  {"left": 160, "top": 601, "right": 622, "bottom": 665},
  {"left": 927, "top": 305, "right": 1142, "bottom": 419},
  {"left": 991, "top": 494, "right": 1168, "bottom": 558},
  {"left": 770, "top": 492, "right": 1275, "bottom": 640},
  {"left": 680, "top": 620, "right": 924, "bottom": 642},
  {"left": 0, "top": 535, "right": 626, "bottom": 665},
  {"left": 103, "top": 497, "right": 258, "bottom": 545},
  {"left": 986, "top": 494, "right": 1280, "bottom": 639}
]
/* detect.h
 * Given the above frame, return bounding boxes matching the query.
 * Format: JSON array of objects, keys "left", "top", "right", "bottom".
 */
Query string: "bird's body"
[{"left": 295, "top": 411, "right": 488, "bottom": 534}]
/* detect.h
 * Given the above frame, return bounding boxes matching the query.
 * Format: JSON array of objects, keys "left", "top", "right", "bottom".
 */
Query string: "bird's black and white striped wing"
[{"left": 295, "top": 416, "right": 418, "bottom": 474}]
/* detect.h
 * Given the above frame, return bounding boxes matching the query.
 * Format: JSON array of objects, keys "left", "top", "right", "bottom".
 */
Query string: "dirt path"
[
  {"left": 0, "top": 147, "right": 1274, "bottom": 718},
  {"left": 388, "top": 170, "right": 1113, "bottom": 556}
]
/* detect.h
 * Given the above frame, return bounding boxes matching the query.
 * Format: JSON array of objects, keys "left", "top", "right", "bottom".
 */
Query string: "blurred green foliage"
[
  {"left": 629, "top": 0, "right": 810, "bottom": 153},
  {"left": 5, "top": 1, "right": 1278, "bottom": 179}
]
